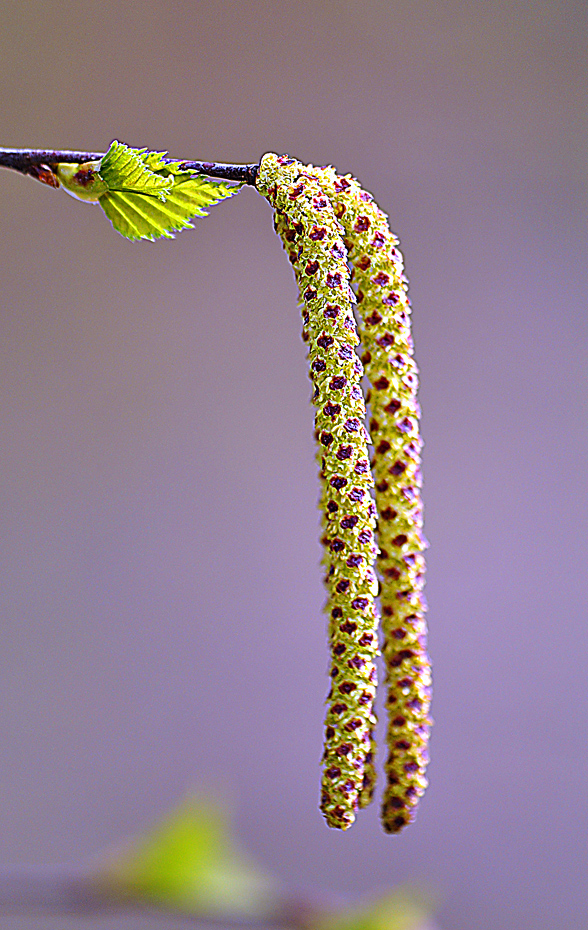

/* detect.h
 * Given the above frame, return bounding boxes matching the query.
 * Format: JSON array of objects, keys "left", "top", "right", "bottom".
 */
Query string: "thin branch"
[
  {"left": 178, "top": 160, "right": 258, "bottom": 185},
  {"left": 0, "top": 148, "right": 259, "bottom": 185}
]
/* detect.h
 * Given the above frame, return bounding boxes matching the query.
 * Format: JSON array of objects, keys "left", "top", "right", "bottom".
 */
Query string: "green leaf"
[
  {"left": 98, "top": 140, "right": 172, "bottom": 199},
  {"left": 137, "top": 147, "right": 196, "bottom": 183},
  {"left": 318, "top": 890, "right": 435, "bottom": 930},
  {"left": 99, "top": 175, "right": 239, "bottom": 241},
  {"left": 92, "top": 796, "right": 277, "bottom": 919},
  {"left": 53, "top": 141, "right": 240, "bottom": 240},
  {"left": 96, "top": 140, "right": 241, "bottom": 240}
]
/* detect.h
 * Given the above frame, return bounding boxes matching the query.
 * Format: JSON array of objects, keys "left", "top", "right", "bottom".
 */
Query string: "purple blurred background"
[{"left": 1, "top": 1, "right": 587, "bottom": 928}]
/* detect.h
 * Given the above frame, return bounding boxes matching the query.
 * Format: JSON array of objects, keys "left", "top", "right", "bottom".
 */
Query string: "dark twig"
[
  {"left": 0, "top": 148, "right": 104, "bottom": 174},
  {"left": 0, "top": 148, "right": 259, "bottom": 185},
  {"left": 178, "top": 160, "right": 258, "bottom": 185}
]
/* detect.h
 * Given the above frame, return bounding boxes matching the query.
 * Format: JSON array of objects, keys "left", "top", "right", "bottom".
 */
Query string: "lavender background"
[{"left": 1, "top": 1, "right": 587, "bottom": 928}]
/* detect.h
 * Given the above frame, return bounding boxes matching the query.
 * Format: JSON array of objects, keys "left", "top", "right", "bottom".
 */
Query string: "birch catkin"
[
  {"left": 315, "top": 167, "right": 432, "bottom": 833},
  {"left": 256, "top": 154, "right": 379, "bottom": 830}
]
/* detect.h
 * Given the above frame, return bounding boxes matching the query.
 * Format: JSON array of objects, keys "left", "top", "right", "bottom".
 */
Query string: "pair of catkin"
[{"left": 256, "top": 154, "right": 431, "bottom": 834}]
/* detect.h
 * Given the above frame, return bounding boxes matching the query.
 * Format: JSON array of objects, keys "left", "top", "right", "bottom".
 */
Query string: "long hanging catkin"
[
  {"left": 314, "top": 166, "right": 432, "bottom": 833},
  {"left": 256, "top": 154, "right": 379, "bottom": 830},
  {"left": 271, "top": 204, "right": 378, "bottom": 814}
]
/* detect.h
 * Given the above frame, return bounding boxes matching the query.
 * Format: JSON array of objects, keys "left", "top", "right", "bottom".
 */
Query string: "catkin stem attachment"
[
  {"left": 256, "top": 154, "right": 380, "bottom": 830},
  {"left": 314, "top": 166, "right": 432, "bottom": 834}
]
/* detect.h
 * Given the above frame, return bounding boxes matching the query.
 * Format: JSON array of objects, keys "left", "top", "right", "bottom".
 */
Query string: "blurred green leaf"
[
  {"left": 318, "top": 890, "right": 435, "bottom": 930},
  {"left": 94, "top": 796, "right": 277, "bottom": 919}
]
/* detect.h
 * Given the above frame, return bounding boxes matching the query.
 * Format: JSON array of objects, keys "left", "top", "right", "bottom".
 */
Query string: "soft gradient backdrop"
[{"left": 1, "top": 1, "right": 586, "bottom": 928}]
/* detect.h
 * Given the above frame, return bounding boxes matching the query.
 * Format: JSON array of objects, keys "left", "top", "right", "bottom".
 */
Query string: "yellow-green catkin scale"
[
  {"left": 272, "top": 207, "right": 378, "bottom": 812},
  {"left": 315, "top": 166, "right": 432, "bottom": 834},
  {"left": 256, "top": 154, "right": 379, "bottom": 829}
]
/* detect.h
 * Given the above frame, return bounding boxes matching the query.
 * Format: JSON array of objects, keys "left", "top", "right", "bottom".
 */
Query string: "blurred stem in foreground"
[{"left": 0, "top": 798, "right": 437, "bottom": 930}]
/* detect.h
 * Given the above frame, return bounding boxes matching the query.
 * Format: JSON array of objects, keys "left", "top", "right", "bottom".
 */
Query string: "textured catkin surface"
[
  {"left": 256, "top": 154, "right": 379, "bottom": 830},
  {"left": 272, "top": 201, "right": 377, "bottom": 813},
  {"left": 315, "top": 166, "right": 432, "bottom": 833}
]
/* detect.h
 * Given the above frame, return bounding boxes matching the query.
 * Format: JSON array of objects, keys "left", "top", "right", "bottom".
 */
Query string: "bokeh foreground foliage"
[{"left": 92, "top": 796, "right": 435, "bottom": 929}]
